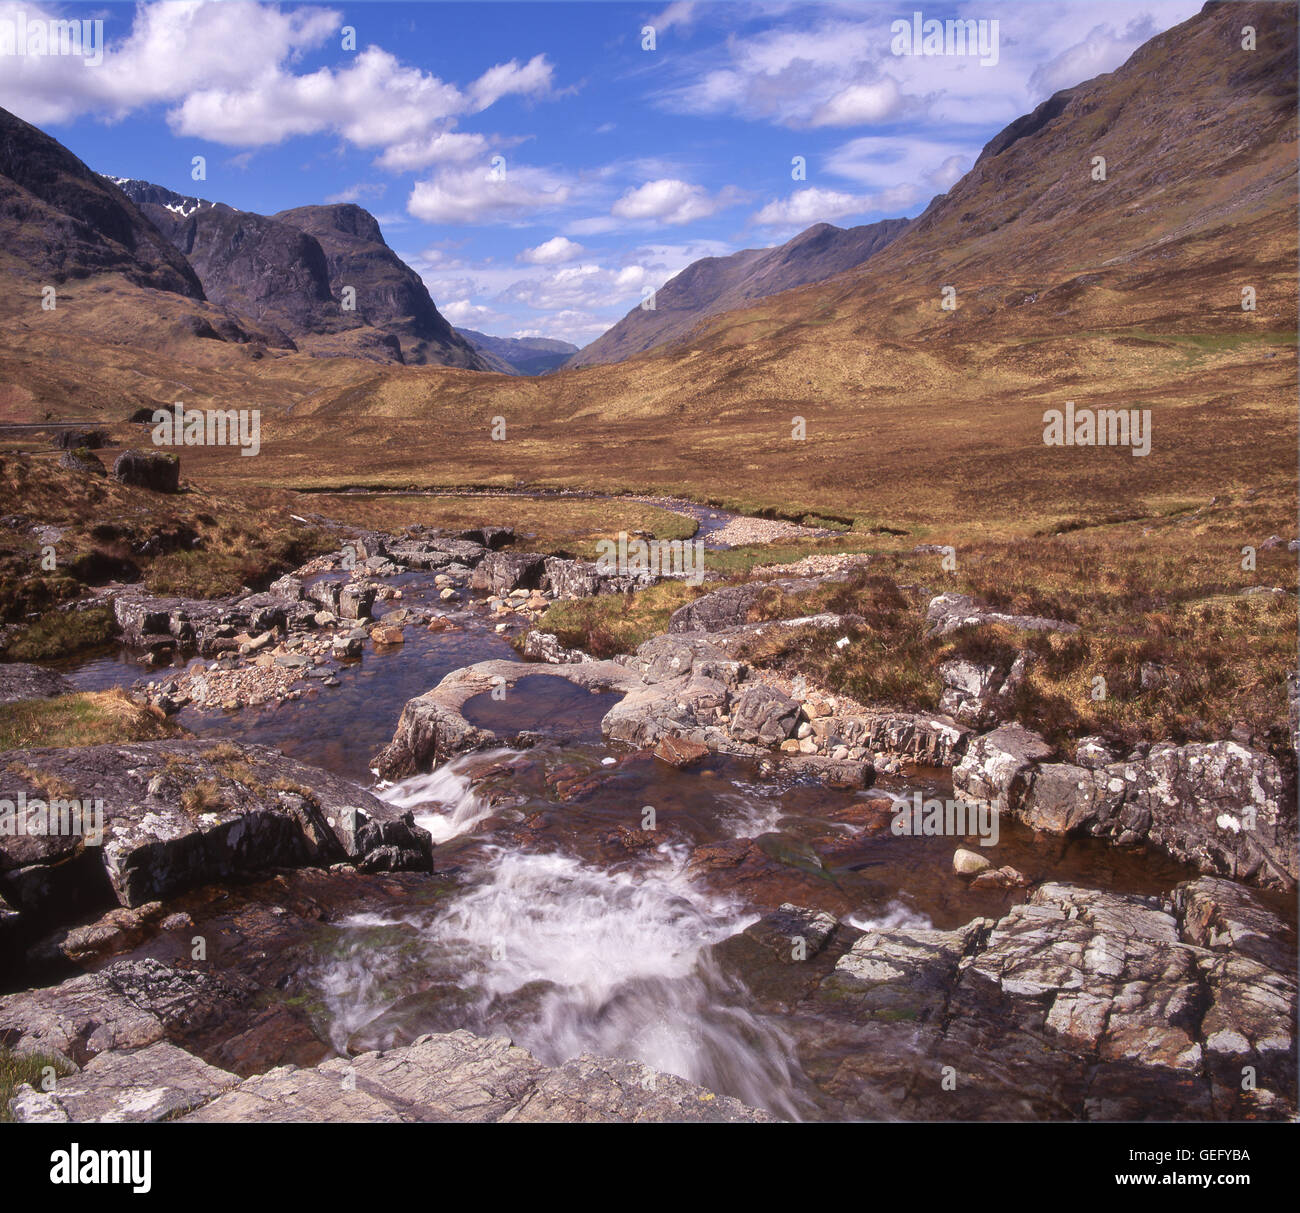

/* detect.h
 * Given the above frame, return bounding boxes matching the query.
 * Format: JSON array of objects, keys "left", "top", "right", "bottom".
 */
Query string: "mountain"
[
  {"left": 565, "top": 217, "right": 909, "bottom": 368},
  {"left": 109, "top": 180, "right": 486, "bottom": 369},
  {"left": 282, "top": 1, "right": 1296, "bottom": 531},
  {"left": 0, "top": 108, "right": 202, "bottom": 298},
  {"left": 457, "top": 329, "right": 578, "bottom": 376}
]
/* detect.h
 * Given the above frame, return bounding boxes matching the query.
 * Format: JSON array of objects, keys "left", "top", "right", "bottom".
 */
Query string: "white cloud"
[
  {"left": 610, "top": 178, "right": 738, "bottom": 226},
  {"left": 811, "top": 78, "right": 904, "bottom": 127},
  {"left": 753, "top": 188, "right": 868, "bottom": 228},
  {"left": 375, "top": 130, "right": 491, "bottom": 172},
  {"left": 469, "top": 53, "right": 555, "bottom": 110},
  {"left": 407, "top": 164, "right": 572, "bottom": 224},
  {"left": 520, "top": 236, "right": 587, "bottom": 265}
]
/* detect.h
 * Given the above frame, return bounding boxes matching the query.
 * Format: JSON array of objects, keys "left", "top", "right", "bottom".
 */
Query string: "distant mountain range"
[
  {"left": 457, "top": 329, "right": 578, "bottom": 376},
  {"left": 564, "top": 217, "right": 909, "bottom": 368}
]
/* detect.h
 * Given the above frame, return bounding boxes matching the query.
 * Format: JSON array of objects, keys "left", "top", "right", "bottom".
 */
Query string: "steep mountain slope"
[
  {"left": 273, "top": 1, "right": 1295, "bottom": 532},
  {"left": 566, "top": 217, "right": 909, "bottom": 368},
  {"left": 0, "top": 108, "right": 201, "bottom": 297},
  {"left": 273, "top": 204, "right": 486, "bottom": 368},
  {"left": 105, "top": 180, "right": 486, "bottom": 369},
  {"left": 458, "top": 328, "right": 578, "bottom": 376}
]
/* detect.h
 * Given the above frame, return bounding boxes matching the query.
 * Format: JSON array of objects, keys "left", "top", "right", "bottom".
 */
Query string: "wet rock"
[
  {"left": 0, "top": 958, "right": 248, "bottom": 1067},
  {"left": 728, "top": 684, "right": 801, "bottom": 747},
  {"left": 369, "top": 625, "right": 404, "bottom": 646},
  {"left": 776, "top": 754, "right": 873, "bottom": 788},
  {"left": 742, "top": 903, "right": 838, "bottom": 963},
  {"left": 0, "top": 662, "right": 75, "bottom": 705},
  {"left": 652, "top": 735, "right": 710, "bottom": 768},
  {"left": 952, "top": 723, "right": 1054, "bottom": 813},
  {"left": 1171, "top": 876, "right": 1296, "bottom": 972},
  {"left": 813, "top": 882, "right": 1296, "bottom": 1121},
  {"left": 339, "top": 583, "right": 376, "bottom": 621},
  {"left": 331, "top": 635, "right": 362, "bottom": 659},
  {"left": 177, "top": 1029, "right": 771, "bottom": 1123},
  {"left": 111, "top": 450, "right": 180, "bottom": 493},
  {"left": 1022, "top": 742, "right": 1294, "bottom": 890},
  {"left": 969, "top": 865, "right": 1031, "bottom": 890},
  {"left": 952, "top": 848, "right": 991, "bottom": 876},
  {"left": 372, "top": 659, "right": 640, "bottom": 779}
]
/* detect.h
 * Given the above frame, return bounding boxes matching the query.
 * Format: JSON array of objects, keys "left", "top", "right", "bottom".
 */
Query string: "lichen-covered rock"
[
  {"left": 668, "top": 584, "right": 764, "bottom": 633},
  {"left": 8, "top": 1040, "right": 238, "bottom": 1123},
  {"left": 0, "top": 662, "right": 75, "bottom": 705},
  {"left": 925, "top": 592, "right": 1080, "bottom": 639},
  {"left": 952, "top": 723, "right": 1054, "bottom": 813}
]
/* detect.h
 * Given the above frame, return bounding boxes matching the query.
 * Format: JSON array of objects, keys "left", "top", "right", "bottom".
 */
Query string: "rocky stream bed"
[{"left": 1, "top": 503, "right": 1295, "bottom": 1123}]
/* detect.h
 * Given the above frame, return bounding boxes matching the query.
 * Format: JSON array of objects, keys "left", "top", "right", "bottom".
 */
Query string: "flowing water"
[{"left": 58, "top": 530, "right": 1201, "bottom": 1118}]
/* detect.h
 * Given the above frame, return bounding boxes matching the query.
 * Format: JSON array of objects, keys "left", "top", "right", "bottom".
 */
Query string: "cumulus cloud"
[
  {"left": 811, "top": 78, "right": 904, "bottom": 127},
  {"left": 0, "top": 0, "right": 560, "bottom": 175},
  {"left": 610, "top": 179, "right": 739, "bottom": 226},
  {"left": 375, "top": 130, "right": 491, "bottom": 172},
  {"left": 407, "top": 164, "right": 572, "bottom": 224},
  {"left": 753, "top": 188, "right": 868, "bottom": 228},
  {"left": 468, "top": 54, "right": 554, "bottom": 110},
  {"left": 519, "top": 236, "right": 587, "bottom": 265}
]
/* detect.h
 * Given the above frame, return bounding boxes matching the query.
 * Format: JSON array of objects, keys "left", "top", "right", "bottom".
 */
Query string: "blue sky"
[{"left": 1, "top": 0, "right": 1201, "bottom": 345}]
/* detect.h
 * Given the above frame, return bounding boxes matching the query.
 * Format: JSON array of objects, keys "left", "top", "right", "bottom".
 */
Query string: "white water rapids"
[{"left": 312, "top": 752, "right": 812, "bottom": 1118}]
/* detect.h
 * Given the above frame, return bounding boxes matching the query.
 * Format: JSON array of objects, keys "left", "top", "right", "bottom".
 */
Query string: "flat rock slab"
[
  {"left": 0, "top": 663, "right": 75, "bottom": 705},
  {"left": 183, "top": 1030, "right": 772, "bottom": 1123},
  {"left": 10, "top": 1041, "right": 238, "bottom": 1123}
]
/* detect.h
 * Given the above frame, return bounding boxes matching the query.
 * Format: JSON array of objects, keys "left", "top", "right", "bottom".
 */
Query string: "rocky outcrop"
[
  {"left": 521, "top": 631, "right": 593, "bottom": 664},
  {"left": 471, "top": 551, "right": 548, "bottom": 595},
  {"left": 668, "top": 584, "right": 765, "bottom": 633},
  {"left": 728, "top": 683, "right": 801, "bottom": 746},
  {"left": 0, "top": 662, "right": 74, "bottom": 705},
  {"left": 111, "top": 450, "right": 180, "bottom": 493},
  {"left": 0, "top": 741, "right": 433, "bottom": 941},
  {"left": 6, "top": 1023, "right": 771, "bottom": 1123},
  {"left": 808, "top": 881, "right": 1296, "bottom": 1120},
  {"left": 938, "top": 652, "right": 1033, "bottom": 726},
  {"left": 957, "top": 726, "right": 1296, "bottom": 889},
  {"left": 111, "top": 589, "right": 305, "bottom": 657},
  {"left": 953, "top": 723, "right": 1056, "bottom": 814},
  {"left": 372, "top": 659, "right": 640, "bottom": 779},
  {"left": 57, "top": 448, "right": 106, "bottom": 477},
  {"left": 925, "top": 592, "right": 1080, "bottom": 639}
]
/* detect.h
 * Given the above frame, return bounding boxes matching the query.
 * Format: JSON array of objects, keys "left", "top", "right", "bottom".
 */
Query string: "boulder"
[
  {"left": 951, "top": 723, "right": 1054, "bottom": 813},
  {"left": 652, "top": 735, "right": 710, "bottom": 768},
  {"left": 471, "top": 551, "right": 547, "bottom": 595},
  {"left": 668, "top": 584, "right": 764, "bottom": 633},
  {"left": 521, "top": 631, "right": 592, "bottom": 664},
  {"left": 728, "top": 683, "right": 801, "bottom": 747},
  {"left": 339, "top": 583, "right": 376, "bottom": 620},
  {"left": 111, "top": 450, "right": 180, "bottom": 493},
  {"left": 937, "top": 651, "right": 1032, "bottom": 727},
  {"left": 58, "top": 448, "right": 106, "bottom": 477}
]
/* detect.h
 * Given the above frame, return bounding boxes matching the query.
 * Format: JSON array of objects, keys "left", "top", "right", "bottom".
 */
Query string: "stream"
[{"left": 50, "top": 500, "right": 1200, "bottom": 1120}]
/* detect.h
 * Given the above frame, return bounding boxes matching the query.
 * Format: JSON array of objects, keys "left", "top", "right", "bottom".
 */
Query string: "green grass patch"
[{"left": 3, "top": 606, "right": 116, "bottom": 662}]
